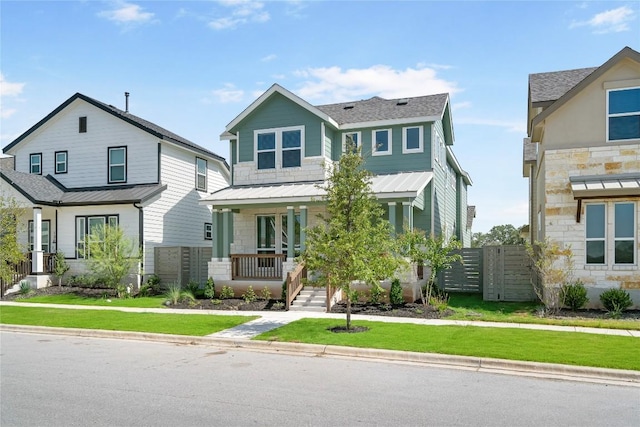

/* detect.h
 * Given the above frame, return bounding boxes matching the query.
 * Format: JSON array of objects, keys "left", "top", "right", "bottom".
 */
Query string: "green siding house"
[{"left": 201, "top": 84, "right": 473, "bottom": 293}]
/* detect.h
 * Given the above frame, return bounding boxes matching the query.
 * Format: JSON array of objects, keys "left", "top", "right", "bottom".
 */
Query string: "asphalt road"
[{"left": 1, "top": 331, "right": 638, "bottom": 427}]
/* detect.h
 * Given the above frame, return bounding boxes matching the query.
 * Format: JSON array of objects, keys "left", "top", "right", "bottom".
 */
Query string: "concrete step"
[
  {"left": 288, "top": 305, "right": 326, "bottom": 312},
  {"left": 289, "top": 286, "right": 327, "bottom": 312}
]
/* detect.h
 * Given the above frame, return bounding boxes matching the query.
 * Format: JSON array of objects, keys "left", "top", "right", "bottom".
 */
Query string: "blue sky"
[{"left": 1, "top": 1, "right": 638, "bottom": 233}]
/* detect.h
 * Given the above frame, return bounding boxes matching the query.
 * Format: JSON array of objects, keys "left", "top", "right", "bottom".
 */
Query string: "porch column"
[
  {"left": 222, "top": 208, "right": 230, "bottom": 259},
  {"left": 287, "top": 206, "right": 295, "bottom": 259},
  {"left": 212, "top": 209, "right": 219, "bottom": 259},
  {"left": 388, "top": 202, "right": 397, "bottom": 235},
  {"left": 402, "top": 202, "right": 412, "bottom": 231},
  {"left": 299, "top": 205, "right": 307, "bottom": 252},
  {"left": 32, "top": 207, "right": 43, "bottom": 273}
]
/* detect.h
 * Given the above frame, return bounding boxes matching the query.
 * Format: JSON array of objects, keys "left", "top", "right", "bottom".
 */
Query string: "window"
[
  {"left": 585, "top": 204, "right": 606, "bottom": 264},
  {"left": 55, "top": 151, "right": 68, "bottom": 174},
  {"left": 372, "top": 129, "right": 392, "bottom": 156},
  {"left": 204, "top": 223, "right": 212, "bottom": 240},
  {"left": 76, "top": 215, "right": 118, "bottom": 258},
  {"left": 79, "top": 116, "right": 87, "bottom": 133},
  {"left": 608, "top": 87, "right": 640, "bottom": 141},
  {"left": 30, "top": 153, "right": 42, "bottom": 175},
  {"left": 448, "top": 163, "right": 456, "bottom": 189},
  {"left": 255, "top": 126, "right": 304, "bottom": 170},
  {"left": 28, "top": 220, "right": 50, "bottom": 253},
  {"left": 257, "top": 215, "right": 276, "bottom": 254},
  {"left": 108, "top": 147, "right": 127, "bottom": 183},
  {"left": 196, "top": 157, "right": 207, "bottom": 191},
  {"left": 402, "top": 126, "right": 423, "bottom": 153},
  {"left": 281, "top": 214, "right": 301, "bottom": 256},
  {"left": 342, "top": 131, "right": 361, "bottom": 153},
  {"left": 614, "top": 203, "right": 635, "bottom": 264}
]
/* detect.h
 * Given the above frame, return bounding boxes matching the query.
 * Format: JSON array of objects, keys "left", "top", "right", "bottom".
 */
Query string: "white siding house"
[{"left": 1, "top": 93, "right": 229, "bottom": 289}]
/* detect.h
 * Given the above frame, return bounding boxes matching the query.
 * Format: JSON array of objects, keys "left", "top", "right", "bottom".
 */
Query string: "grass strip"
[
  {"left": 255, "top": 318, "right": 640, "bottom": 371},
  {"left": 20, "top": 294, "right": 167, "bottom": 308},
  {"left": 0, "top": 306, "right": 257, "bottom": 336}
]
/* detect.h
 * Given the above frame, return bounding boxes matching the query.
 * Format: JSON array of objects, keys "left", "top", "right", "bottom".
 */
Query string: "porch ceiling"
[{"left": 200, "top": 171, "right": 433, "bottom": 209}]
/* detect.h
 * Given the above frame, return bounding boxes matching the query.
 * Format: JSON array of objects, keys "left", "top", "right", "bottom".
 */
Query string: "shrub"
[
  {"left": 389, "top": 278, "right": 404, "bottom": 305},
  {"left": 220, "top": 285, "right": 234, "bottom": 299},
  {"left": 18, "top": 280, "right": 31, "bottom": 295},
  {"left": 186, "top": 281, "right": 204, "bottom": 298},
  {"left": 260, "top": 286, "right": 272, "bottom": 301},
  {"left": 137, "top": 283, "right": 152, "bottom": 297},
  {"left": 281, "top": 281, "right": 287, "bottom": 301},
  {"left": 349, "top": 289, "right": 361, "bottom": 303},
  {"left": 164, "top": 282, "right": 182, "bottom": 305},
  {"left": 68, "top": 274, "right": 100, "bottom": 288},
  {"left": 204, "top": 278, "right": 215, "bottom": 299},
  {"left": 600, "top": 288, "right": 633, "bottom": 317},
  {"left": 561, "top": 281, "right": 588, "bottom": 311},
  {"left": 242, "top": 286, "right": 257, "bottom": 303},
  {"left": 368, "top": 283, "right": 385, "bottom": 304}
]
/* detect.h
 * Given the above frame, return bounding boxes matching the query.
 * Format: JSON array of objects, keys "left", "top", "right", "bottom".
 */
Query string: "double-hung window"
[
  {"left": 585, "top": 204, "right": 606, "bottom": 264},
  {"left": 30, "top": 153, "right": 42, "bottom": 175},
  {"left": 402, "top": 126, "right": 423, "bottom": 154},
  {"left": 257, "top": 215, "right": 276, "bottom": 254},
  {"left": 28, "top": 220, "right": 50, "bottom": 253},
  {"left": 255, "top": 126, "right": 304, "bottom": 170},
  {"left": 608, "top": 87, "right": 640, "bottom": 141},
  {"left": 196, "top": 157, "right": 207, "bottom": 191},
  {"left": 204, "top": 223, "right": 213, "bottom": 240},
  {"left": 55, "top": 151, "right": 68, "bottom": 174},
  {"left": 108, "top": 147, "right": 127, "bottom": 183},
  {"left": 372, "top": 129, "right": 392, "bottom": 156},
  {"left": 342, "top": 131, "right": 361, "bottom": 153},
  {"left": 614, "top": 202, "right": 635, "bottom": 264}
]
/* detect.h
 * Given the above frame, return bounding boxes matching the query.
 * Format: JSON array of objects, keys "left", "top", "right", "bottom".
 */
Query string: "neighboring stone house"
[
  {"left": 1, "top": 93, "right": 229, "bottom": 288},
  {"left": 200, "top": 84, "right": 473, "bottom": 296},
  {"left": 523, "top": 46, "right": 640, "bottom": 307}
]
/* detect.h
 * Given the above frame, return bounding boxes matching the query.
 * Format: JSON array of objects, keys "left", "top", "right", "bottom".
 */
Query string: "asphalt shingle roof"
[
  {"left": 316, "top": 93, "right": 448, "bottom": 125},
  {"left": 0, "top": 168, "right": 166, "bottom": 206},
  {"left": 529, "top": 67, "right": 598, "bottom": 104}
]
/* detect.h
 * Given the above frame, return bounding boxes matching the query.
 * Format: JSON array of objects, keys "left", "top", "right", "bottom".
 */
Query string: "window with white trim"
[
  {"left": 55, "top": 151, "right": 68, "bottom": 174},
  {"left": 30, "top": 153, "right": 42, "bottom": 175},
  {"left": 585, "top": 204, "right": 606, "bottom": 264},
  {"left": 372, "top": 129, "right": 392, "bottom": 156},
  {"left": 342, "top": 131, "right": 361, "bottom": 153},
  {"left": 76, "top": 215, "right": 118, "bottom": 258},
  {"left": 607, "top": 87, "right": 640, "bottom": 142},
  {"left": 204, "top": 223, "right": 212, "bottom": 240},
  {"left": 196, "top": 157, "right": 207, "bottom": 191},
  {"left": 402, "top": 126, "right": 423, "bottom": 154},
  {"left": 255, "top": 126, "right": 304, "bottom": 170},
  {"left": 614, "top": 202, "right": 635, "bottom": 264},
  {"left": 108, "top": 147, "right": 127, "bottom": 183},
  {"left": 28, "top": 220, "right": 50, "bottom": 253}
]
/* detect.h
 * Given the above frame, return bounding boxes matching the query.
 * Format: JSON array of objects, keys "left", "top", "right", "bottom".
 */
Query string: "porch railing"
[
  {"left": 231, "top": 254, "right": 286, "bottom": 281},
  {"left": 1, "top": 252, "right": 57, "bottom": 299},
  {"left": 285, "top": 262, "right": 306, "bottom": 310}
]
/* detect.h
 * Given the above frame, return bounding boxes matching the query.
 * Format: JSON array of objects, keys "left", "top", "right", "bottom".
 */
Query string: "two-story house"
[
  {"left": 1, "top": 92, "right": 229, "bottom": 289},
  {"left": 523, "top": 46, "right": 640, "bottom": 307},
  {"left": 201, "top": 84, "right": 473, "bottom": 297}
]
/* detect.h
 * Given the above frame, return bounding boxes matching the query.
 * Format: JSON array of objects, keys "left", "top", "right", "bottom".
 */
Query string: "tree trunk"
[{"left": 346, "top": 294, "right": 351, "bottom": 330}]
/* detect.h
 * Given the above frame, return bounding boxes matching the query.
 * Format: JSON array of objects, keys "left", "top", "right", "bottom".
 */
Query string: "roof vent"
[
  {"left": 397, "top": 99, "right": 408, "bottom": 105},
  {"left": 343, "top": 103, "right": 355, "bottom": 110}
]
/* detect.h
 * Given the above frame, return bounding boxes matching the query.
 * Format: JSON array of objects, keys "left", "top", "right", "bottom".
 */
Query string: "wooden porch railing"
[
  {"left": 285, "top": 262, "right": 306, "bottom": 310},
  {"left": 231, "top": 254, "right": 286, "bottom": 281},
  {"left": 1, "top": 252, "right": 57, "bottom": 299}
]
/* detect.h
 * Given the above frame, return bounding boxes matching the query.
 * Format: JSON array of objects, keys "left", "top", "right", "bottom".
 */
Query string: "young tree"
[
  {"left": 52, "top": 251, "right": 70, "bottom": 287},
  {"left": 0, "top": 196, "right": 27, "bottom": 288},
  {"left": 400, "top": 229, "right": 462, "bottom": 307},
  {"left": 302, "top": 143, "right": 403, "bottom": 330},
  {"left": 87, "top": 224, "right": 138, "bottom": 296},
  {"left": 526, "top": 238, "right": 574, "bottom": 314}
]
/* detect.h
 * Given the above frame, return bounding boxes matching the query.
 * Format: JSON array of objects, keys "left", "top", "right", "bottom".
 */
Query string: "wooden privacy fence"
[
  {"left": 154, "top": 246, "right": 212, "bottom": 287},
  {"left": 438, "top": 245, "right": 537, "bottom": 302}
]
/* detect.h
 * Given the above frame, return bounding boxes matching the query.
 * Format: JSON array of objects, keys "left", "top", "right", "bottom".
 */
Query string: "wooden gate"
[
  {"left": 439, "top": 248, "right": 483, "bottom": 293},
  {"left": 154, "top": 246, "right": 212, "bottom": 287},
  {"left": 482, "top": 245, "right": 536, "bottom": 301}
]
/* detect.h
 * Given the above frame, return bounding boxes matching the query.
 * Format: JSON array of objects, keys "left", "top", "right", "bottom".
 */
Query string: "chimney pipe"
[{"left": 125, "top": 92, "right": 130, "bottom": 113}]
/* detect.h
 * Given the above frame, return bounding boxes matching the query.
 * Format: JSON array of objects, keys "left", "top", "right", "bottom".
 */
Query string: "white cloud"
[
  {"left": 455, "top": 117, "right": 525, "bottom": 133},
  {"left": 0, "top": 73, "right": 25, "bottom": 97},
  {"left": 452, "top": 101, "right": 472, "bottom": 111},
  {"left": 285, "top": 0, "right": 308, "bottom": 18},
  {"left": 0, "top": 108, "right": 17, "bottom": 119},
  {"left": 293, "top": 64, "right": 459, "bottom": 103},
  {"left": 212, "top": 83, "right": 244, "bottom": 103},
  {"left": 209, "top": 0, "right": 270, "bottom": 30},
  {"left": 261, "top": 54, "right": 277, "bottom": 62},
  {"left": 569, "top": 6, "right": 635, "bottom": 34},
  {"left": 98, "top": 1, "right": 155, "bottom": 25}
]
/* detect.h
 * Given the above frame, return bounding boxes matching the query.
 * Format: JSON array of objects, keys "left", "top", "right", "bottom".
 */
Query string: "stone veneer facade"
[{"left": 543, "top": 144, "right": 640, "bottom": 306}]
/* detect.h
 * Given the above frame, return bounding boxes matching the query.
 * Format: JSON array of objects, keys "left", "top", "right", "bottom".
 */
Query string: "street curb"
[{"left": 2, "top": 324, "right": 638, "bottom": 387}]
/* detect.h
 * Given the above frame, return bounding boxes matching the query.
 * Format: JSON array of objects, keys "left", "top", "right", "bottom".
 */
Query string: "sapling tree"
[
  {"left": 0, "top": 196, "right": 27, "bottom": 289},
  {"left": 526, "top": 238, "right": 574, "bottom": 314},
  {"left": 87, "top": 224, "right": 138, "bottom": 295},
  {"left": 52, "top": 251, "right": 70, "bottom": 287},
  {"left": 302, "top": 141, "right": 403, "bottom": 330}
]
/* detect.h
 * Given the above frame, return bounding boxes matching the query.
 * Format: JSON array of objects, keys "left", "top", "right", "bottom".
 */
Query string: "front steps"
[{"left": 289, "top": 286, "right": 327, "bottom": 312}]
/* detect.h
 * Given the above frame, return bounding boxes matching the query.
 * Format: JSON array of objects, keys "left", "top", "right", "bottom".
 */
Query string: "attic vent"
[
  {"left": 397, "top": 99, "right": 408, "bottom": 105},
  {"left": 343, "top": 104, "right": 355, "bottom": 110}
]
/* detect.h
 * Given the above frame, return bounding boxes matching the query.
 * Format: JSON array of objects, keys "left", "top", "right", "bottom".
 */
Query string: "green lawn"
[
  {"left": 255, "top": 318, "right": 640, "bottom": 371},
  {"left": 0, "top": 306, "right": 257, "bottom": 336},
  {"left": 20, "top": 294, "right": 167, "bottom": 308}
]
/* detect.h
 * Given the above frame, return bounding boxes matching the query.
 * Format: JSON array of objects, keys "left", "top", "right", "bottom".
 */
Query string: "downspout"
[{"left": 134, "top": 202, "right": 144, "bottom": 288}]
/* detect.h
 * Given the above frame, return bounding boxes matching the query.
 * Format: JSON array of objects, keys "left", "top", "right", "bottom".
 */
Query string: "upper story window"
[
  {"left": 255, "top": 126, "right": 304, "bottom": 170},
  {"left": 342, "top": 131, "right": 361, "bottom": 153},
  {"left": 434, "top": 133, "right": 445, "bottom": 166},
  {"left": 55, "top": 151, "right": 68, "bottom": 174},
  {"left": 402, "top": 126, "right": 423, "bottom": 154},
  {"left": 204, "top": 223, "right": 213, "bottom": 240},
  {"left": 30, "top": 153, "right": 42, "bottom": 175},
  {"left": 372, "top": 129, "right": 392, "bottom": 156},
  {"left": 196, "top": 157, "right": 207, "bottom": 191},
  {"left": 79, "top": 116, "right": 87, "bottom": 133},
  {"left": 108, "top": 146, "right": 127, "bottom": 183},
  {"left": 607, "top": 87, "right": 640, "bottom": 142}
]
